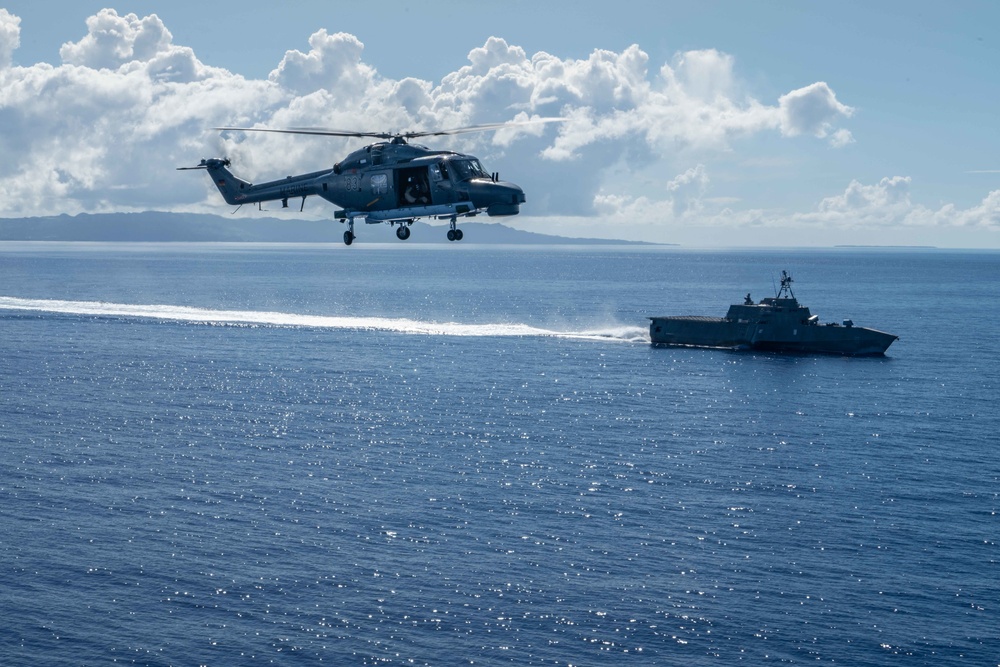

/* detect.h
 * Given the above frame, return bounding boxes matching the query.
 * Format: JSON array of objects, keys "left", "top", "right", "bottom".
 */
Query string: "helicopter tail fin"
[
  {"left": 178, "top": 158, "right": 251, "bottom": 205},
  {"left": 202, "top": 158, "right": 251, "bottom": 205}
]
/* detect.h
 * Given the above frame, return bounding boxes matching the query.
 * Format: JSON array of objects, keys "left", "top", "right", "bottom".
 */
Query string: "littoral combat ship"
[{"left": 649, "top": 271, "right": 898, "bottom": 356}]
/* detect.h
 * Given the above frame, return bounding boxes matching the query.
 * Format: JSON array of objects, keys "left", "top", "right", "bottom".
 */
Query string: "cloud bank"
[
  {"left": 0, "top": 9, "right": 20, "bottom": 69},
  {"left": 0, "top": 8, "right": 993, "bottom": 244}
]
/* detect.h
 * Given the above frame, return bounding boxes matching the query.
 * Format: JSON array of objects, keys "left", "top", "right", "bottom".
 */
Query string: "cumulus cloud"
[
  {"left": 829, "top": 128, "right": 855, "bottom": 148},
  {"left": 666, "top": 164, "right": 709, "bottom": 215},
  {"left": 0, "top": 9, "right": 279, "bottom": 215},
  {"left": 0, "top": 8, "right": 19, "bottom": 69},
  {"left": 951, "top": 190, "right": 1000, "bottom": 227},
  {"left": 818, "top": 176, "right": 912, "bottom": 217},
  {"left": 56, "top": 9, "right": 221, "bottom": 84},
  {"left": 671, "top": 49, "right": 735, "bottom": 103},
  {"left": 580, "top": 173, "right": 1000, "bottom": 246},
  {"left": 778, "top": 81, "right": 854, "bottom": 141},
  {"left": 800, "top": 176, "right": 1000, "bottom": 229},
  {"left": 0, "top": 9, "right": 866, "bottom": 229},
  {"left": 269, "top": 29, "right": 377, "bottom": 98},
  {"left": 539, "top": 47, "right": 775, "bottom": 161},
  {"left": 592, "top": 164, "right": 709, "bottom": 224},
  {"left": 60, "top": 9, "right": 172, "bottom": 70}
]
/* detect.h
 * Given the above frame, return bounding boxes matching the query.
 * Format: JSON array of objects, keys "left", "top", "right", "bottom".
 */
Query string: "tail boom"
[{"left": 182, "top": 158, "right": 331, "bottom": 207}]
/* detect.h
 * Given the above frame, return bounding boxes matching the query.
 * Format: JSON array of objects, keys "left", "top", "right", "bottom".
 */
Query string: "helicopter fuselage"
[{"left": 194, "top": 140, "right": 525, "bottom": 244}]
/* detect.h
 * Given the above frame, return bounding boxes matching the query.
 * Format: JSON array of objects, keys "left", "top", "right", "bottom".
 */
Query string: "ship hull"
[
  {"left": 648, "top": 317, "right": 751, "bottom": 350},
  {"left": 650, "top": 316, "right": 898, "bottom": 356}
]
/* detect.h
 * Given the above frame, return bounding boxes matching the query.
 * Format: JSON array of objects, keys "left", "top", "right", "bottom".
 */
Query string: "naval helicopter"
[{"left": 179, "top": 120, "right": 562, "bottom": 245}]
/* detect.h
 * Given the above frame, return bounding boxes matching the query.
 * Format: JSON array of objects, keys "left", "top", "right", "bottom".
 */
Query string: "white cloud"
[
  {"left": 269, "top": 29, "right": 377, "bottom": 98},
  {"left": 591, "top": 165, "right": 709, "bottom": 225},
  {"left": 817, "top": 176, "right": 912, "bottom": 220},
  {"left": 0, "top": 8, "right": 19, "bottom": 69},
  {"left": 951, "top": 190, "right": 1000, "bottom": 227},
  {"left": 60, "top": 9, "right": 173, "bottom": 70},
  {"left": 6, "top": 7, "right": 958, "bottom": 244},
  {"left": 666, "top": 164, "right": 709, "bottom": 215},
  {"left": 467, "top": 36, "right": 528, "bottom": 73},
  {"left": 797, "top": 176, "right": 1000, "bottom": 230},
  {"left": 671, "top": 49, "right": 735, "bottom": 103},
  {"left": 538, "top": 47, "right": 785, "bottom": 161},
  {"left": 573, "top": 173, "right": 1000, "bottom": 246},
  {"left": 0, "top": 10, "right": 280, "bottom": 215},
  {"left": 778, "top": 81, "right": 854, "bottom": 140},
  {"left": 829, "top": 128, "right": 855, "bottom": 148}
]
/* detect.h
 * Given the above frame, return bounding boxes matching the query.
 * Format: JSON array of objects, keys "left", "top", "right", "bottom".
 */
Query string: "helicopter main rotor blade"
[
  {"left": 401, "top": 118, "right": 567, "bottom": 139},
  {"left": 215, "top": 127, "right": 395, "bottom": 139},
  {"left": 213, "top": 118, "right": 566, "bottom": 141}
]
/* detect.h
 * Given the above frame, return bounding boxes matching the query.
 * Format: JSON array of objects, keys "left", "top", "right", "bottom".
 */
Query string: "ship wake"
[{"left": 0, "top": 296, "right": 648, "bottom": 343}]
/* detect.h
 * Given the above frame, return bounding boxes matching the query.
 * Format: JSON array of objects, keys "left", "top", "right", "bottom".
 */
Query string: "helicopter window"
[
  {"left": 370, "top": 173, "right": 388, "bottom": 195},
  {"left": 451, "top": 159, "right": 488, "bottom": 181},
  {"left": 430, "top": 162, "right": 452, "bottom": 189},
  {"left": 397, "top": 166, "right": 431, "bottom": 205}
]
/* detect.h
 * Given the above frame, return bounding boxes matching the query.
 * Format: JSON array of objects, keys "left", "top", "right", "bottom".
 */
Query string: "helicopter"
[{"left": 179, "top": 120, "right": 562, "bottom": 245}]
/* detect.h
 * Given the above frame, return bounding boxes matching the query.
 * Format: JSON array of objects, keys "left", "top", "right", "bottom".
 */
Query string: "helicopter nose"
[{"left": 470, "top": 180, "right": 526, "bottom": 217}]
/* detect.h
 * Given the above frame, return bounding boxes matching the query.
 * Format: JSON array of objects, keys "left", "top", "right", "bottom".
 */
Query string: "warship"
[{"left": 649, "top": 271, "right": 898, "bottom": 355}]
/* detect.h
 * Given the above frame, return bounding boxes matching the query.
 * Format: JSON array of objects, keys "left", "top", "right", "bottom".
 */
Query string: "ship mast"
[{"left": 777, "top": 270, "right": 795, "bottom": 299}]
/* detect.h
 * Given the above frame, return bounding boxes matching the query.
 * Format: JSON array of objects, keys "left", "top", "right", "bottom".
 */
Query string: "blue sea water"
[{"left": 0, "top": 243, "right": 997, "bottom": 666}]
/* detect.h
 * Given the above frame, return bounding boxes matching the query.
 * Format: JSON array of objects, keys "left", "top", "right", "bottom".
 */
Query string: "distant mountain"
[{"left": 0, "top": 212, "right": 660, "bottom": 245}]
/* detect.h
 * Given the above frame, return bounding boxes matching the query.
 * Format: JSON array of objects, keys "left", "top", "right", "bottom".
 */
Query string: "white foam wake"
[{"left": 0, "top": 296, "right": 649, "bottom": 343}]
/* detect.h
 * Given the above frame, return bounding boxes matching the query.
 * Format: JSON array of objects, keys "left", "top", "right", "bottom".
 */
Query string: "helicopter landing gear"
[
  {"left": 343, "top": 218, "right": 355, "bottom": 245},
  {"left": 396, "top": 225, "right": 411, "bottom": 240},
  {"left": 446, "top": 218, "right": 464, "bottom": 242}
]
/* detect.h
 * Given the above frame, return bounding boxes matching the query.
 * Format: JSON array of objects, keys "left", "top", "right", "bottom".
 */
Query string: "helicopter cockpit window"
[{"left": 451, "top": 159, "right": 488, "bottom": 181}]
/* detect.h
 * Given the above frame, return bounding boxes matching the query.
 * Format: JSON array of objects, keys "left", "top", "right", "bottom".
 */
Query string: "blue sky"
[{"left": 1, "top": 1, "right": 999, "bottom": 246}]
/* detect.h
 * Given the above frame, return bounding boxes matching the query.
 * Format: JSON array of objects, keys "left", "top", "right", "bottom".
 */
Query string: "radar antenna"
[{"left": 777, "top": 270, "right": 795, "bottom": 299}]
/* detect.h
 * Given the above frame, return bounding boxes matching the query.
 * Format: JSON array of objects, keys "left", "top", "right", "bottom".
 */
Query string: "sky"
[{"left": 1, "top": 1, "right": 999, "bottom": 247}]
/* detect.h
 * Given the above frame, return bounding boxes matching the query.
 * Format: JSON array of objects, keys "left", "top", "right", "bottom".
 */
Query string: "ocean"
[{"left": 0, "top": 243, "right": 997, "bottom": 665}]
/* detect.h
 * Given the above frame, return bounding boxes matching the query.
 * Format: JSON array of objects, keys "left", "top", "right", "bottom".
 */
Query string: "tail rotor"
[{"left": 177, "top": 158, "right": 231, "bottom": 171}]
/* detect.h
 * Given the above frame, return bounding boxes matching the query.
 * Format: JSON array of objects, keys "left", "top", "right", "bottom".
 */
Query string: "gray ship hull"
[
  {"left": 649, "top": 315, "right": 897, "bottom": 355},
  {"left": 649, "top": 273, "right": 898, "bottom": 356},
  {"left": 648, "top": 317, "right": 749, "bottom": 350}
]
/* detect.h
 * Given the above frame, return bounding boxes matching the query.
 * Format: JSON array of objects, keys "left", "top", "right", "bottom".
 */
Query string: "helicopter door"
[
  {"left": 397, "top": 166, "right": 431, "bottom": 206},
  {"left": 429, "top": 162, "right": 452, "bottom": 193}
]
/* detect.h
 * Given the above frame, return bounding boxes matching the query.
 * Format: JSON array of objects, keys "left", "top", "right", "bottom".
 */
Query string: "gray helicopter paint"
[{"left": 179, "top": 120, "right": 561, "bottom": 244}]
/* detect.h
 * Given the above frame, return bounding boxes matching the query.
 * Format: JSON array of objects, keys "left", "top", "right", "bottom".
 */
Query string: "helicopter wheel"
[
  {"left": 396, "top": 225, "right": 411, "bottom": 241},
  {"left": 343, "top": 230, "right": 354, "bottom": 245},
  {"left": 447, "top": 229, "right": 456, "bottom": 242}
]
